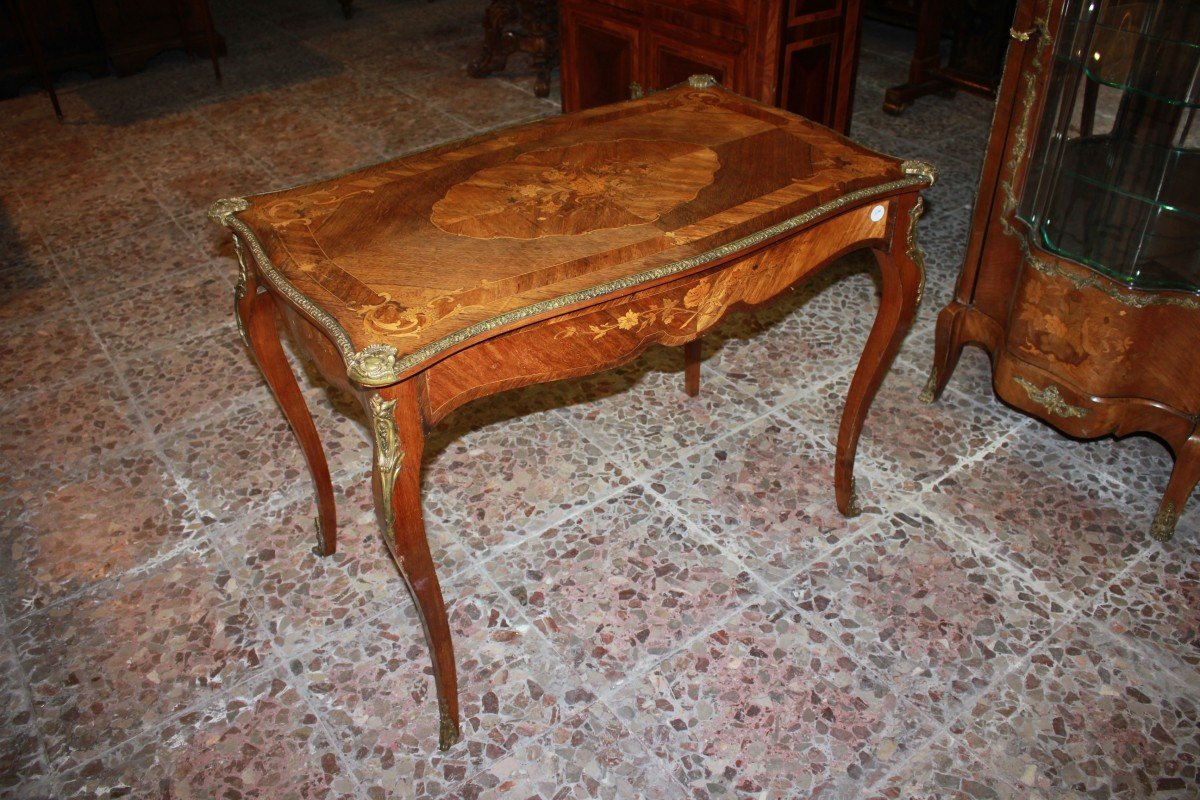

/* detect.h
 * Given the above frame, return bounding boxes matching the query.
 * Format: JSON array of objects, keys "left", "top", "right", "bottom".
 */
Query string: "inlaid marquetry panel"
[{"left": 232, "top": 83, "right": 905, "bottom": 367}]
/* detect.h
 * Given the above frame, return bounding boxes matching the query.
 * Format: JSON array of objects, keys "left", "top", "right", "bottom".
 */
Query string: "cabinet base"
[{"left": 928, "top": 301, "right": 1198, "bottom": 540}]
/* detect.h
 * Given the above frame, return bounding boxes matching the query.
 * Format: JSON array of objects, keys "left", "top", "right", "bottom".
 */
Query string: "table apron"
[{"left": 421, "top": 200, "right": 892, "bottom": 425}]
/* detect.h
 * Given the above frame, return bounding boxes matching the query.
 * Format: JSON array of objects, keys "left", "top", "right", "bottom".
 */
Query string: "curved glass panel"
[{"left": 1017, "top": 0, "right": 1200, "bottom": 294}]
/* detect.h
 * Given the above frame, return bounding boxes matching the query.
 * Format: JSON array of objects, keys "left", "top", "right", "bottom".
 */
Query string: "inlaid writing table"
[{"left": 209, "top": 76, "right": 934, "bottom": 751}]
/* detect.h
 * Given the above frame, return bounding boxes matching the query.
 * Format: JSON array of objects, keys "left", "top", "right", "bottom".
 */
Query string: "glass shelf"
[
  {"left": 1057, "top": 137, "right": 1199, "bottom": 220},
  {"left": 1018, "top": 0, "right": 1200, "bottom": 295},
  {"left": 1032, "top": 186, "right": 1199, "bottom": 294},
  {"left": 1056, "top": 4, "right": 1200, "bottom": 109}
]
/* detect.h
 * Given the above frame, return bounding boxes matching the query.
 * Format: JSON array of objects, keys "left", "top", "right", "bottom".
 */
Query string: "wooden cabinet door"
[
  {"left": 560, "top": 0, "right": 860, "bottom": 130},
  {"left": 779, "top": 0, "right": 863, "bottom": 133},
  {"left": 560, "top": 5, "right": 641, "bottom": 112}
]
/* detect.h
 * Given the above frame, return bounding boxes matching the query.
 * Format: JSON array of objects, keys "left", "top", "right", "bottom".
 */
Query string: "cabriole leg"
[
  {"left": 240, "top": 288, "right": 338, "bottom": 557},
  {"left": 369, "top": 381, "right": 460, "bottom": 750},
  {"left": 920, "top": 299, "right": 971, "bottom": 404},
  {"left": 835, "top": 197, "right": 925, "bottom": 516}
]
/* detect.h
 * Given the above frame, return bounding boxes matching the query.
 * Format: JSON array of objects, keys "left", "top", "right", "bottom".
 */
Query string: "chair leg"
[
  {"left": 198, "top": 0, "right": 222, "bottom": 81},
  {"left": 13, "top": 0, "right": 63, "bottom": 119}
]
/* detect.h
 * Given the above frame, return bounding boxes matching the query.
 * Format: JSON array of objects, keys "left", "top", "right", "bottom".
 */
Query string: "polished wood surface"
[
  {"left": 214, "top": 80, "right": 932, "bottom": 750},
  {"left": 559, "top": 0, "right": 864, "bottom": 134},
  {"left": 239, "top": 84, "right": 901, "bottom": 368},
  {"left": 925, "top": 0, "right": 1200, "bottom": 539}
]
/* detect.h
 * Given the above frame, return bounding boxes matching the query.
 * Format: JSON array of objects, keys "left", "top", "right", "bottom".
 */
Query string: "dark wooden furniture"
[
  {"left": 864, "top": 0, "right": 919, "bottom": 27},
  {"left": 882, "top": 0, "right": 1016, "bottom": 115},
  {"left": 559, "top": 0, "right": 865, "bottom": 134},
  {"left": 8, "top": 0, "right": 66, "bottom": 117},
  {"left": 0, "top": 0, "right": 223, "bottom": 104},
  {"left": 210, "top": 78, "right": 933, "bottom": 749},
  {"left": 467, "top": 0, "right": 559, "bottom": 98},
  {"left": 924, "top": 0, "right": 1200, "bottom": 539},
  {"left": 340, "top": 1, "right": 436, "bottom": 20}
]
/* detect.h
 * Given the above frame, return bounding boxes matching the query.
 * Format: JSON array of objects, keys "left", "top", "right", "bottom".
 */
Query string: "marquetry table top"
[{"left": 211, "top": 78, "right": 929, "bottom": 386}]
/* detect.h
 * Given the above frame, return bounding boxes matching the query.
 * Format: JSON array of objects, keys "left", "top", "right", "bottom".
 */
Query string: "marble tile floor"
[{"left": 0, "top": 1, "right": 1196, "bottom": 797}]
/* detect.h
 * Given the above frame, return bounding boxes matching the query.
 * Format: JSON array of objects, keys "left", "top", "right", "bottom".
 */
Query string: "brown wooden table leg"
[
  {"left": 468, "top": 0, "right": 557, "bottom": 98},
  {"left": 834, "top": 196, "right": 925, "bottom": 515},
  {"left": 468, "top": 0, "right": 517, "bottom": 79},
  {"left": 238, "top": 283, "right": 338, "bottom": 557},
  {"left": 369, "top": 380, "right": 461, "bottom": 751},
  {"left": 683, "top": 338, "right": 701, "bottom": 397}
]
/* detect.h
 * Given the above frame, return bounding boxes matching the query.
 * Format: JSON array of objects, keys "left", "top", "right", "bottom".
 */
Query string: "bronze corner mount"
[
  {"left": 907, "top": 196, "right": 928, "bottom": 309},
  {"left": 348, "top": 344, "right": 402, "bottom": 386},
  {"left": 369, "top": 394, "right": 404, "bottom": 531},
  {"left": 901, "top": 160, "right": 938, "bottom": 186},
  {"left": 687, "top": 74, "right": 720, "bottom": 89},
  {"left": 209, "top": 197, "right": 250, "bottom": 227},
  {"left": 1009, "top": 20, "right": 1049, "bottom": 46}
]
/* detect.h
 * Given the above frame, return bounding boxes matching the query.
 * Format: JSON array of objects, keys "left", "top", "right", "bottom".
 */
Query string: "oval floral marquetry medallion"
[{"left": 430, "top": 138, "right": 720, "bottom": 239}]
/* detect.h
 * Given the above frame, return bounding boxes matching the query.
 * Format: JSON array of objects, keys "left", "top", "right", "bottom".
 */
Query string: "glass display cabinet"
[{"left": 924, "top": 0, "right": 1200, "bottom": 538}]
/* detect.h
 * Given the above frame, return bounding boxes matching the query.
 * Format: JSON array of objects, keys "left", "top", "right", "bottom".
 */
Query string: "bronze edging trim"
[
  {"left": 907, "top": 195, "right": 928, "bottom": 309},
  {"left": 210, "top": 163, "right": 934, "bottom": 387},
  {"left": 1026, "top": 255, "right": 1200, "bottom": 310}
]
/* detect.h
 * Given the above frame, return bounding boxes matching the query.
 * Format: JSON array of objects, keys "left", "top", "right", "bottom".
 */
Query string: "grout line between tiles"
[
  {"left": 0, "top": 595, "right": 60, "bottom": 797},
  {"left": 857, "top": 530, "right": 1190, "bottom": 799},
  {"left": 200, "top": 515, "right": 377, "bottom": 799},
  {"left": 854, "top": 563, "right": 1094, "bottom": 798},
  {"left": 48, "top": 650, "right": 290, "bottom": 790}
]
